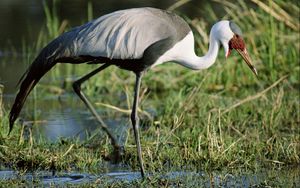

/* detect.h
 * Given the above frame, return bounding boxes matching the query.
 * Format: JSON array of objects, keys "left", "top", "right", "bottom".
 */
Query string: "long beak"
[{"left": 236, "top": 48, "right": 258, "bottom": 76}]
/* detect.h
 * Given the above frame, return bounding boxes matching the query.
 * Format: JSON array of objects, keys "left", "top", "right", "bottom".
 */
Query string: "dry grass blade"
[
  {"left": 190, "top": 19, "right": 209, "bottom": 45},
  {"left": 251, "top": 0, "right": 299, "bottom": 31},
  {"left": 222, "top": 75, "right": 288, "bottom": 114},
  {"left": 61, "top": 144, "right": 74, "bottom": 158},
  {"left": 95, "top": 102, "right": 131, "bottom": 114},
  {"left": 0, "top": 84, "right": 3, "bottom": 118},
  {"left": 58, "top": 20, "right": 68, "bottom": 35},
  {"left": 213, "top": 0, "right": 239, "bottom": 10},
  {"left": 95, "top": 102, "right": 152, "bottom": 120},
  {"left": 220, "top": 138, "right": 242, "bottom": 156},
  {"left": 167, "top": 0, "right": 191, "bottom": 11}
]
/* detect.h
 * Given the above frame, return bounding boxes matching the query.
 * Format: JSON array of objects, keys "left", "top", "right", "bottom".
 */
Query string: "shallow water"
[
  {"left": 33, "top": 98, "right": 129, "bottom": 143},
  {"left": 0, "top": 170, "right": 140, "bottom": 185},
  {"left": 8, "top": 93, "right": 130, "bottom": 144},
  {"left": 0, "top": 168, "right": 299, "bottom": 187}
]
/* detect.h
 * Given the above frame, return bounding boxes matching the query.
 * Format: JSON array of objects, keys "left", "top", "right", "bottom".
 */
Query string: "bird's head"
[{"left": 212, "top": 20, "right": 257, "bottom": 76}]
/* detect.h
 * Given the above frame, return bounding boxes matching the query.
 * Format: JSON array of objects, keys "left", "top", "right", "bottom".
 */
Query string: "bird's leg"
[
  {"left": 131, "top": 72, "right": 145, "bottom": 178},
  {"left": 72, "top": 63, "right": 124, "bottom": 162}
]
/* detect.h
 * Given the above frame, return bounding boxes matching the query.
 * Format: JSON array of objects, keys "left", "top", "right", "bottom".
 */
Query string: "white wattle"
[{"left": 153, "top": 31, "right": 220, "bottom": 70}]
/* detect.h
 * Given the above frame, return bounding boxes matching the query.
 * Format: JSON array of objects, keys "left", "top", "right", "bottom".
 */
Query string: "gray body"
[{"left": 54, "top": 7, "right": 191, "bottom": 70}]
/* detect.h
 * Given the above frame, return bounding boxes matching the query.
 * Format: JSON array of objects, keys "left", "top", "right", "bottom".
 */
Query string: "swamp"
[{"left": 0, "top": 0, "right": 299, "bottom": 187}]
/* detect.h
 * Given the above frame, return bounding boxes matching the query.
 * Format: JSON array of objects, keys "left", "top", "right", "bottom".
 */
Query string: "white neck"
[
  {"left": 176, "top": 32, "right": 220, "bottom": 70},
  {"left": 154, "top": 31, "right": 220, "bottom": 70}
]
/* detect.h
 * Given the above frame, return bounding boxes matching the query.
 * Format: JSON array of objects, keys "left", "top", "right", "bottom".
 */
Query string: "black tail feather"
[
  {"left": 9, "top": 59, "right": 56, "bottom": 134},
  {"left": 8, "top": 40, "right": 62, "bottom": 134}
]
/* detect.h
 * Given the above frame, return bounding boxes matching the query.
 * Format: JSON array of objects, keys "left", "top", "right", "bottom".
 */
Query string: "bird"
[{"left": 9, "top": 7, "right": 257, "bottom": 178}]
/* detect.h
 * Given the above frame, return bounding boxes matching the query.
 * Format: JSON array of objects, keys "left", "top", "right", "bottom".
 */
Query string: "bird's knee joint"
[
  {"left": 72, "top": 82, "right": 81, "bottom": 93},
  {"left": 131, "top": 114, "right": 139, "bottom": 123}
]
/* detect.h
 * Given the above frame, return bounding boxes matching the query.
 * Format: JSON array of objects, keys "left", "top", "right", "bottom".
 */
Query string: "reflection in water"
[
  {"left": 18, "top": 94, "right": 130, "bottom": 145},
  {"left": 33, "top": 109, "right": 129, "bottom": 143}
]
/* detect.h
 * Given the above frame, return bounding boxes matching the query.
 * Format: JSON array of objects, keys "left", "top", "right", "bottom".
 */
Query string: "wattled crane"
[{"left": 9, "top": 7, "right": 257, "bottom": 178}]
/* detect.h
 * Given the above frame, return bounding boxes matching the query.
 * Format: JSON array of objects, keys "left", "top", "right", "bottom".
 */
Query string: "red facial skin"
[{"left": 227, "top": 34, "right": 245, "bottom": 58}]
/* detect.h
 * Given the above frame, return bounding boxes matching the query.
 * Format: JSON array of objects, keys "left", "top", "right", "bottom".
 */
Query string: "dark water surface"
[{"left": 0, "top": 167, "right": 299, "bottom": 187}]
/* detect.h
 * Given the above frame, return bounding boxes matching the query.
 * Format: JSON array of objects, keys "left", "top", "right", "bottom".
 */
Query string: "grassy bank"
[{"left": 0, "top": 0, "right": 299, "bottom": 186}]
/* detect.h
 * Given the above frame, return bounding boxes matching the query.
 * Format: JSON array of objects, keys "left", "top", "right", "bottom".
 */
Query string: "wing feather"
[{"left": 67, "top": 8, "right": 190, "bottom": 60}]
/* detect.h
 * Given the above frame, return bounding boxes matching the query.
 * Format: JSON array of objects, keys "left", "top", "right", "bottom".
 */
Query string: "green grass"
[{"left": 0, "top": 0, "right": 299, "bottom": 186}]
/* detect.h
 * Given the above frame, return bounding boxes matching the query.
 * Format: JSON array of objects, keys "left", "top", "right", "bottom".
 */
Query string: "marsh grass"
[{"left": 0, "top": 0, "right": 299, "bottom": 186}]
